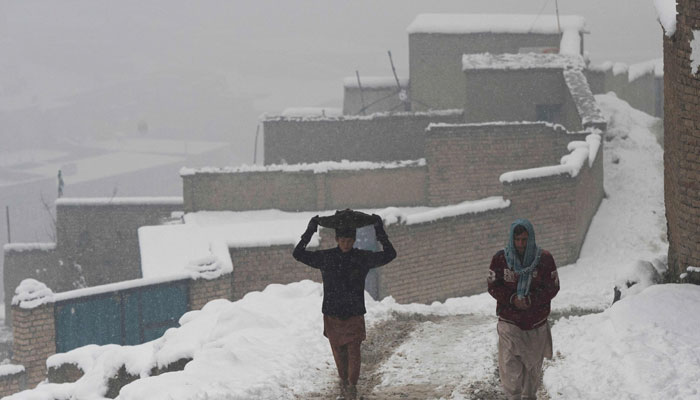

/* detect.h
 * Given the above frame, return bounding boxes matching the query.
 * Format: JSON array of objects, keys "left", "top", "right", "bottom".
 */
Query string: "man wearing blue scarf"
[{"left": 487, "top": 218, "right": 560, "bottom": 400}]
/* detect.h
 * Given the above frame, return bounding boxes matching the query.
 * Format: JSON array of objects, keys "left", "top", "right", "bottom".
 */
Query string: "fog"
[{"left": 0, "top": 1, "right": 663, "bottom": 283}]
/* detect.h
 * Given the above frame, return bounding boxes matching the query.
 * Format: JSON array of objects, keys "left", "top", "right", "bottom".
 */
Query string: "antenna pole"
[
  {"left": 555, "top": 0, "right": 561, "bottom": 34},
  {"left": 253, "top": 124, "right": 260, "bottom": 165},
  {"left": 387, "top": 50, "right": 410, "bottom": 111},
  {"left": 5, "top": 206, "right": 11, "bottom": 243},
  {"left": 355, "top": 70, "right": 367, "bottom": 115}
]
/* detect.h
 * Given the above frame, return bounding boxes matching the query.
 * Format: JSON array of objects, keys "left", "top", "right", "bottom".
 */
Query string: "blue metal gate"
[{"left": 55, "top": 280, "right": 188, "bottom": 353}]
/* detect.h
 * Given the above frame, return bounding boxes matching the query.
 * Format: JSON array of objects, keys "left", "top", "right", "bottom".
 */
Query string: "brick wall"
[
  {"left": 262, "top": 111, "right": 464, "bottom": 165},
  {"left": 663, "top": 0, "right": 700, "bottom": 281},
  {"left": 504, "top": 143, "right": 604, "bottom": 266},
  {"left": 11, "top": 304, "right": 56, "bottom": 388},
  {"left": 230, "top": 246, "right": 322, "bottom": 300},
  {"left": 425, "top": 123, "right": 586, "bottom": 204},
  {"left": 3, "top": 247, "right": 59, "bottom": 327},
  {"left": 0, "top": 369, "right": 26, "bottom": 398},
  {"left": 380, "top": 209, "right": 509, "bottom": 304},
  {"left": 183, "top": 165, "right": 428, "bottom": 212},
  {"left": 189, "top": 274, "right": 234, "bottom": 311}
]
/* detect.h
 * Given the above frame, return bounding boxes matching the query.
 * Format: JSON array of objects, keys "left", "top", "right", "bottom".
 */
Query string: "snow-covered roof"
[
  {"left": 279, "top": 107, "right": 342, "bottom": 118},
  {"left": 343, "top": 76, "right": 408, "bottom": 89},
  {"left": 408, "top": 14, "right": 585, "bottom": 55},
  {"left": 462, "top": 53, "right": 584, "bottom": 71},
  {"left": 180, "top": 159, "right": 426, "bottom": 176},
  {"left": 138, "top": 198, "right": 510, "bottom": 280},
  {"left": 653, "top": 0, "right": 677, "bottom": 36},
  {"left": 563, "top": 69, "right": 607, "bottom": 126},
  {"left": 56, "top": 197, "right": 183, "bottom": 206},
  {"left": 262, "top": 108, "right": 462, "bottom": 122},
  {"left": 500, "top": 132, "right": 601, "bottom": 183},
  {"left": 407, "top": 14, "right": 586, "bottom": 35},
  {"left": 628, "top": 58, "right": 664, "bottom": 81}
]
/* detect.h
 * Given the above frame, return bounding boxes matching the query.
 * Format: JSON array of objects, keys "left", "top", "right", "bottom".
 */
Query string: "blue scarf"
[{"left": 504, "top": 218, "right": 542, "bottom": 298}]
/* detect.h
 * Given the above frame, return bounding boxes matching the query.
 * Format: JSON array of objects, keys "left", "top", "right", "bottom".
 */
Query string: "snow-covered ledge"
[
  {"left": 180, "top": 159, "right": 426, "bottom": 176},
  {"left": 11, "top": 279, "right": 55, "bottom": 309},
  {"left": 3, "top": 242, "right": 56, "bottom": 253},
  {"left": 500, "top": 132, "right": 601, "bottom": 183},
  {"left": 653, "top": 0, "right": 677, "bottom": 37}
]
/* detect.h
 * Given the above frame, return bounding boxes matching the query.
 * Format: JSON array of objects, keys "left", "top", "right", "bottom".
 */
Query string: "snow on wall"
[
  {"left": 653, "top": 0, "right": 678, "bottom": 36},
  {"left": 180, "top": 158, "right": 426, "bottom": 176},
  {"left": 427, "top": 120, "right": 569, "bottom": 134},
  {"left": 628, "top": 58, "right": 664, "bottom": 80},
  {"left": 408, "top": 14, "right": 585, "bottom": 55},
  {"left": 0, "top": 364, "right": 24, "bottom": 377},
  {"left": 55, "top": 197, "right": 183, "bottom": 206},
  {"left": 279, "top": 107, "right": 342, "bottom": 118},
  {"left": 563, "top": 69, "right": 607, "bottom": 126},
  {"left": 500, "top": 132, "right": 601, "bottom": 183},
  {"left": 3, "top": 242, "right": 56, "bottom": 253},
  {"left": 343, "top": 76, "right": 408, "bottom": 89},
  {"left": 261, "top": 108, "right": 463, "bottom": 122},
  {"left": 11, "top": 279, "right": 54, "bottom": 309},
  {"left": 462, "top": 53, "right": 584, "bottom": 71},
  {"left": 400, "top": 197, "right": 510, "bottom": 225},
  {"left": 691, "top": 31, "right": 700, "bottom": 74}
]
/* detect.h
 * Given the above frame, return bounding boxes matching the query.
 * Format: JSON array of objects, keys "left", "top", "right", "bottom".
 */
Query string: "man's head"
[
  {"left": 335, "top": 228, "right": 356, "bottom": 253},
  {"left": 513, "top": 224, "right": 529, "bottom": 257}
]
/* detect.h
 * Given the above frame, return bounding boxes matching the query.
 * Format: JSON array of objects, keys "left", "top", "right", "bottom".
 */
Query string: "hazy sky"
[{"left": 0, "top": 0, "right": 663, "bottom": 141}]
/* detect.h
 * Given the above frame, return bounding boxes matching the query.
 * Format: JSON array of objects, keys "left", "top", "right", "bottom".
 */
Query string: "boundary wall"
[
  {"left": 0, "top": 272, "right": 231, "bottom": 397},
  {"left": 425, "top": 122, "right": 588, "bottom": 204},
  {"left": 3, "top": 198, "right": 183, "bottom": 326},
  {"left": 182, "top": 161, "right": 428, "bottom": 212},
  {"left": 262, "top": 110, "right": 464, "bottom": 165}
]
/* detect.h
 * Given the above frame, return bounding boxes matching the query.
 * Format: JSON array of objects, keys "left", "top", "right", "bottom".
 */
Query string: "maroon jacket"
[{"left": 487, "top": 249, "right": 560, "bottom": 330}]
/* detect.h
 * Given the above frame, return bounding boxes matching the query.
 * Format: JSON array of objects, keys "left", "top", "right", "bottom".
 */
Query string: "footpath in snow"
[{"left": 8, "top": 94, "right": 700, "bottom": 400}]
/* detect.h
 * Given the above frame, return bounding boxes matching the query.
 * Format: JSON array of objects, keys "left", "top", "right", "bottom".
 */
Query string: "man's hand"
[
  {"left": 307, "top": 215, "right": 320, "bottom": 233},
  {"left": 513, "top": 295, "right": 531, "bottom": 310},
  {"left": 371, "top": 214, "right": 383, "bottom": 228}
]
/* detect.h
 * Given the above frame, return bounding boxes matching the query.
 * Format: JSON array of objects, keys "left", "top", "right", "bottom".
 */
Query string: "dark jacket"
[
  {"left": 293, "top": 232, "right": 396, "bottom": 318},
  {"left": 487, "top": 249, "right": 559, "bottom": 330}
]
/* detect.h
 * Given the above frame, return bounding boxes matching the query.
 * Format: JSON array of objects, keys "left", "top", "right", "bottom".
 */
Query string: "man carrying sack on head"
[
  {"left": 293, "top": 210, "right": 396, "bottom": 400},
  {"left": 487, "top": 218, "right": 560, "bottom": 400}
]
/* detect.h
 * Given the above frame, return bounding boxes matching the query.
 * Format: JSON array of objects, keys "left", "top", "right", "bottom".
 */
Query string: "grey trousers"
[{"left": 497, "top": 320, "right": 553, "bottom": 400}]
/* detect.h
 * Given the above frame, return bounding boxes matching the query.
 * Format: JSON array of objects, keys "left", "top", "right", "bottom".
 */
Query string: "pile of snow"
[
  {"left": 11, "top": 279, "right": 54, "bottom": 309},
  {"left": 408, "top": 14, "right": 586, "bottom": 55},
  {"left": 545, "top": 285, "right": 700, "bottom": 399},
  {"left": 180, "top": 158, "right": 426, "bottom": 176},
  {"left": 0, "top": 364, "right": 24, "bottom": 377},
  {"left": 653, "top": 0, "right": 678, "bottom": 36},
  {"left": 343, "top": 76, "right": 408, "bottom": 89},
  {"left": 499, "top": 132, "right": 601, "bottom": 183}
]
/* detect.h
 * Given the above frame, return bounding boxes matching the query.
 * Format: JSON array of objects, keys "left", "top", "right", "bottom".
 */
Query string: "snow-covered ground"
[{"left": 9, "top": 94, "right": 700, "bottom": 400}]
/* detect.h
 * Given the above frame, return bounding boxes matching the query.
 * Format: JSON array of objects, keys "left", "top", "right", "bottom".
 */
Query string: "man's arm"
[
  {"left": 528, "top": 251, "right": 560, "bottom": 307},
  {"left": 292, "top": 216, "right": 326, "bottom": 269},
  {"left": 366, "top": 215, "right": 397, "bottom": 268},
  {"left": 487, "top": 252, "right": 517, "bottom": 305}
]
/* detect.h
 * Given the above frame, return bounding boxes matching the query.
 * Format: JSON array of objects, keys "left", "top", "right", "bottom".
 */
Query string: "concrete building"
[{"left": 407, "top": 14, "right": 586, "bottom": 111}]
